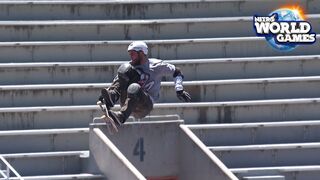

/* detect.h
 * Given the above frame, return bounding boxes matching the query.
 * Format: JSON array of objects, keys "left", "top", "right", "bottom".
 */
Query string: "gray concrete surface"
[
  {"left": 2, "top": 76, "right": 320, "bottom": 107},
  {"left": 217, "top": 144, "right": 320, "bottom": 172},
  {"left": 0, "top": 15, "right": 319, "bottom": 41},
  {"left": 1, "top": 98, "right": 320, "bottom": 129},
  {"left": 93, "top": 120, "right": 182, "bottom": 179},
  {"left": 2, "top": 151, "right": 88, "bottom": 176},
  {"left": 90, "top": 127, "right": 146, "bottom": 180},
  {"left": 0, "top": 128, "right": 88, "bottom": 153},
  {"left": 0, "top": 0, "right": 318, "bottom": 20},
  {"left": 189, "top": 120, "right": 320, "bottom": 146},
  {"left": 231, "top": 166, "right": 320, "bottom": 180},
  {"left": 179, "top": 125, "right": 238, "bottom": 180},
  {"left": 0, "top": 0, "right": 319, "bottom": 179},
  {"left": 210, "top": 143, "right": 320, "bottom": 168},
  {"left": 1, "top": 55, "right": 320, "bottom": 85},
  {"left": 0, "top": 36, "right": 319, "bottom": 62},
  {"left": 89, "top": 120, "right": 238, "bottom": 180},
  {"left": 0, "top": 18, "right": 257, "bottom": 41},
  {"left": 9, "top": 174, "right": 104, "bottom": 180},
  {"left": 242, "top": 175, "right": 285, "bottom": 180}
]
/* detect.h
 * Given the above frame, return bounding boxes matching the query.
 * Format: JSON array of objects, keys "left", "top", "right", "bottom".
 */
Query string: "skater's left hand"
[
  {"left": 98, "top": 95, "right": 103, "bottom": 102},
  {"left": 176, "top": 90, "right": 191, "bottom": 102}
]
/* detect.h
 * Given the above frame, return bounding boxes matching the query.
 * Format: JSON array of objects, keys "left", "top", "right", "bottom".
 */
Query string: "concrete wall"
[
  {"left": 90, "top": 127, "right": 146, "bottom": 180},
  {"left": 179, "top": 125, "right": 238, "bottom": 180},
  {"left": 89, "top": 120, "right": 238, "bottom": 180},
  {"left": 92, "top": 120, "right": 182, "bottom": 178}
]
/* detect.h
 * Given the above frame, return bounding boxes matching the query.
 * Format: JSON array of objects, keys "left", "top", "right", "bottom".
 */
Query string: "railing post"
[
  {"left": 6, "top": 166, "right": 9, "bottom": 179},
  {"left": 0, "top": 156, "right": 24, "bottom": 180}
]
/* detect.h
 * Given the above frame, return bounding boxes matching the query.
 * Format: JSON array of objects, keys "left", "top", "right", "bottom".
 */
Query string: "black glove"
[
  {"left": 176, "top": 90, "right": 191, "bottom": 102},
  {"left": 98, "top": 95, "right": 104, "bottom": 103}
]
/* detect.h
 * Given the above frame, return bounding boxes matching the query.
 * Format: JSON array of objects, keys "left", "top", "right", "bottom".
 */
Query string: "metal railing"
[{"left": 0, "top": 156, "right": 23, "bottom": 180}]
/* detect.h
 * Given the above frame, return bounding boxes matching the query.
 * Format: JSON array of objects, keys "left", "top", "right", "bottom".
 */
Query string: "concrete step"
[
  {"left": 188, "top": 120, "right": 320, "bottom": 146},
  {"left": 2, "top": 76, "right": 320, "bottom": 107},
  {"left": 0, "top": 15, "right": 319, "bottom": 41},
  {"left": 0, "top": 17, "right": 255, "bottom": 41},
  {"left": 242, "top": 175, "right": 285, "bottom": 180},
  {"left": 0, "top": 113, "right": 178, "bottom": 130},
  {"left": 1, "top": 98, "right": 320, "bottom": 127},
  {"left": 231, "top": 165, "right": 320, "bottom": 180},
  {"left": 0, "top": 0, "right": 318, "bottom": 20},
  {"left": 0, "top": 37, "right": 319, "bottom": 63},
  {"left": 209, "top": 142, "right": 320, "bottom": 168},
  {"left": 1, "top": 55, "right": 320, "bottom": 85},
  {"left": 11, "top": 173, "right": 104, "bottom": 180},
  {"left": 0, "top": 128, "right": 88, "bottom": 153},
  {"left": 2, "top": 151, "right": 89, "bottom": 176}
]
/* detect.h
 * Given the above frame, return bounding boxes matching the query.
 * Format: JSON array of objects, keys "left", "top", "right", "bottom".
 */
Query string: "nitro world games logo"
[{"left": 254, "top": 5, "right": 316, "bottom": 51}]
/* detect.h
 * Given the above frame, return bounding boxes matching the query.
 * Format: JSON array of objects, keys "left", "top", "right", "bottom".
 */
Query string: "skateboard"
[{"left": 94, "top": 100, "right": 119, "bottom": 134}]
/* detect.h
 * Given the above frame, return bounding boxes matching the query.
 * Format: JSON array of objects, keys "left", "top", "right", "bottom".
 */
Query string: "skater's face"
[{"left": 129, "top": 50, "right": 143, "bottom": 65}]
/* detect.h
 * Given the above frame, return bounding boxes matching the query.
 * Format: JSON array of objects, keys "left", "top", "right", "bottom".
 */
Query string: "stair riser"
[
  {"left": 0, "top": 1, "right": 317, "bottom": 20},
  {"left": 1, "top": 101, "right": 320, "bottom": 129},
  {"left": 212, "top": 148, "right": 320, "bottom": 168},
  {"left": 0, "top": 111, "right": 92, "bottom": 130},
  {"left": 0, "top": 20, "right": 255, "bottom": 41},
  {"left": 242, "top": 176, "right": 285, "bottom": 180},
  {"left": 0, "top": 132, "right": 88, "bottom": 153},
  {"left": 2, "top": 57, "right": 320, "bottom": 84},
  {"left": 283, "top": 170, "right": 320, "bottom": 180},
  {"left": 193, "top": 125, "right": 320, "bottom": 146},
  {"left": 1, "top": 17, "right": 319, "bottom": 41},
  {"left": 2, "top": 80, "right": 320, "bottom": 107},
  {"left": 5, "top": 156, "right": 83, "bottom": 176},
  {"left": 0, "top": 37, "right": 319, "bottom": 62},
  {"left": 233, "top": 169, "right": 320, "bottom": 180}
]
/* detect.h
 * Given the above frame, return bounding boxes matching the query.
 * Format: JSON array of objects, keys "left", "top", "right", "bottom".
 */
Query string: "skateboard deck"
[{"left": 95, "top": 100, "right": 119, "bottom": 134}]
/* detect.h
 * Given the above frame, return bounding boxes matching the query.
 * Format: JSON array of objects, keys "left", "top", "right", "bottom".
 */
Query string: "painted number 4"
[{"left": 133, "top": 138, "right": 145, "bottom": 162}]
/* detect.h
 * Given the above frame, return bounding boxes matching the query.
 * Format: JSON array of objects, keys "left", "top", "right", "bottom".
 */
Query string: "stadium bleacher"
[{"left": 0, "top": 0, "right": 319, "bottom": 179}]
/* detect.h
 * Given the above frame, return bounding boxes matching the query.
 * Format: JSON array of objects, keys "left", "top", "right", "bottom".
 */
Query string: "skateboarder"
[{"left": 98, "top": 41, "right": 191, "bottom": 126}]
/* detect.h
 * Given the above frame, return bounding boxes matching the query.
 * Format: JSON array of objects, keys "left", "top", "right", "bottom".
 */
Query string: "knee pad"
[
  {"left": 127, "top": 83, "right": 143, "bottom": 99},
  {"left": 117, "top": 63, "right": 141, "bottom": 83}
]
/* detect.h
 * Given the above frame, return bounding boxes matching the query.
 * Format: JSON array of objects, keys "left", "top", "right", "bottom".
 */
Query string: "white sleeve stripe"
[{"left": 174, "top": 76, "right": 183, "bottom": 91}]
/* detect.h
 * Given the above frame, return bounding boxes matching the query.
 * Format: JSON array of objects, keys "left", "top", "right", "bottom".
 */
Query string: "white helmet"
[{"left": 127, "top": 41, "right": 148, "bottom": 55}]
